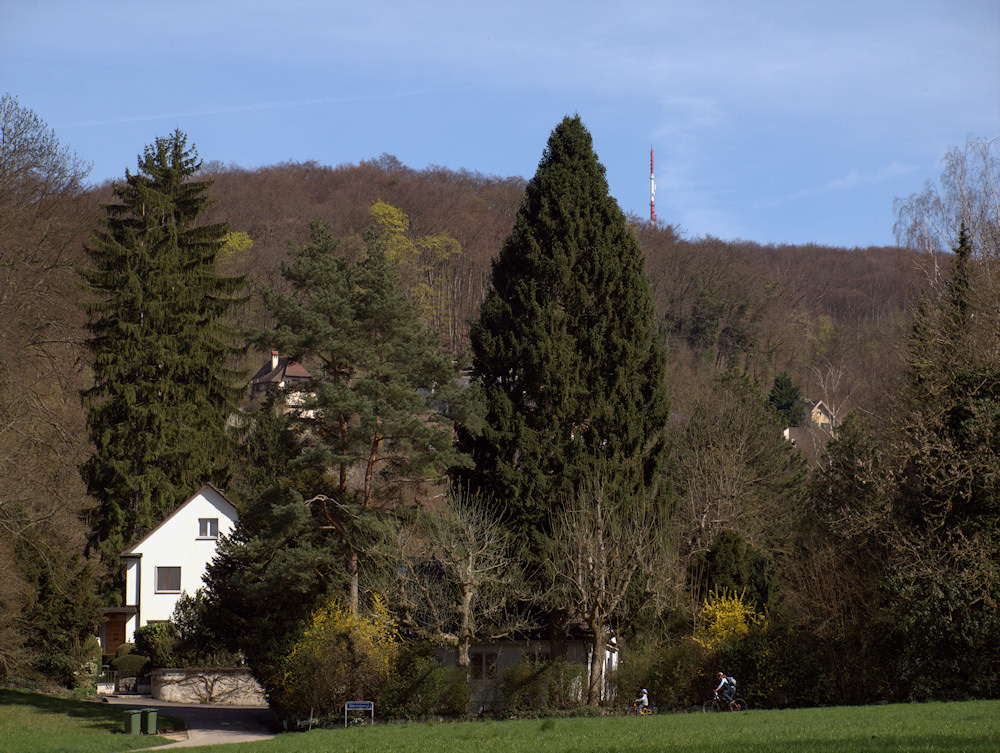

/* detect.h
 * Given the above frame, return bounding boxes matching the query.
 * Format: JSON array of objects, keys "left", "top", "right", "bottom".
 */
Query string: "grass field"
[
  {"left": 0, "top": 689, "right": 996, "bottom": 753},
  {"left": 0, "top": 688, "right": 179, "bottom": 753},
  {"left": 219, "top": 702, "right": 998, "bottom": 753}
]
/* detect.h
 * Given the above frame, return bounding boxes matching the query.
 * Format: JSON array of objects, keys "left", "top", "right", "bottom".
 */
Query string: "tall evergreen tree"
[
  {"left": 884, "top": 225, "right": 1000, "bottom": 698},
  {"left": 458, "top": 115, "right": 669, "bottom": 570},
  {"left": 80, "top": 131, "right": 245, "bottom": 562},
  {"left": 258, "top": 217, "right": 466, "bottom": 613}
]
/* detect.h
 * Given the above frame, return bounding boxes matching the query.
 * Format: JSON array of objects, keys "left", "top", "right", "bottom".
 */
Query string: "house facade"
[
  {"left": 806, "top": 399, "right": 834, "bottom": 432},
  {"left": 437, "top": 635, "right": 619, "bottom": 711},
  {"left": 99, "top": 484, "right": 238, "bottom": 653}
]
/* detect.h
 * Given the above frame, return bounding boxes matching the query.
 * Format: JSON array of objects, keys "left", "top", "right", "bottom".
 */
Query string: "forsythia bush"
[
  {"left": 270, "top": 594, "right": 401, "bottom": 724},
  {"left": 696, "top": 587, "right": 768, "bottom": 651}
]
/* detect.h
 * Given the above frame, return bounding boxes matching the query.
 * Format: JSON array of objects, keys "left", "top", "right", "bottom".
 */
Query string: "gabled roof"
[
  {"left": 249, "top": 352, "right": 312, "bottom": 388},
  {"left": 805, "top": 399, "right": 831, "bottom": 414},
  {"left": 121, "top": 483, "right": 238, "bottom": 556}
]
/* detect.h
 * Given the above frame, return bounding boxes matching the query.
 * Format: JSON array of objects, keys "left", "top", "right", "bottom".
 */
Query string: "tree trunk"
[
  {"left": 587, "top": 623, "right": 608, "bottom": 706},
  {"left": 348, "top": 550, "right": 359, "bottom": 615}
]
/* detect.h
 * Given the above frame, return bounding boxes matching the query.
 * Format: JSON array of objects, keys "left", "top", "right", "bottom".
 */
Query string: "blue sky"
[{"left": 2, "top": 0, "right": 998, "bottom": 248}]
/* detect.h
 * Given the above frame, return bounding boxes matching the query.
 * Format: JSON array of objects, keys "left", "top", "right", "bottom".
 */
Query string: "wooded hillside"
[
  {"left": 195, "top": 158, "right": 926, "bottom": 421},
  {"left": 1, "top": 102, "right": 951, "bottom": 695}
]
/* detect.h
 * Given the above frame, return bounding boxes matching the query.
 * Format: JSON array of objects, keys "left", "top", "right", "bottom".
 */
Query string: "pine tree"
[
  {"left": 459, "top": 115, "right": 669, "bottom": 569},
  {"left": 258, "top": 217, "right": 465, "bottom": 613},
  {"left": 80, "top": 130, "right": 245, "bottom": 562}
]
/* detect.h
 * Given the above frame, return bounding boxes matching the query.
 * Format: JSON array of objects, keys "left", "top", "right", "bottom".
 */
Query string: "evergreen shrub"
[
  {"left": 718, "top": 621, "right": 829, "bottom": 707},
  {"left": 377, "top": 648, "right": 453, "bottom": 719},
  {"left": 437, "top": 667, "right": 471, "bottom": 716},
  {"left": 110, "top": 653, "right": 150, "bottom": 678},
  {"left": 499, "top": 658, "right": 584, "bottom": 711},
  {"left": 134, "top": 622, "right": 178, "bottom": 668},
  {"left": 617, "top": 636, "right": 712, "bottom": 709}
]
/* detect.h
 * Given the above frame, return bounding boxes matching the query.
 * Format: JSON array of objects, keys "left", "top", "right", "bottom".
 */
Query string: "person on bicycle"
[
  {"left": 635, "top": 688, "right": 649, "bottom": 709},
  {"left": 714, "top": 672, "right": 736, "bottom": 704}
]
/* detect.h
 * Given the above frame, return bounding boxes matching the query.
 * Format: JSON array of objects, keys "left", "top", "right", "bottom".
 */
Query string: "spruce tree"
[
  {"left": 885, "top": 225, "right": 1000, "bottom": 697},
  {"left": 80, "top": 131, "right": 244, "bottom": 562},
  {"left": 459, "top": 115, "right": 669, "bottom": 568},
  {"left": 768, "top": 371, "right": 805, "bottom": 427}
]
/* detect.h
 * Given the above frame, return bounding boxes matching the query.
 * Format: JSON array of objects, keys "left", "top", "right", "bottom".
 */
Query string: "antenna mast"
[{"left": 650, "top": 147, "right": 657, "bottom": 225}]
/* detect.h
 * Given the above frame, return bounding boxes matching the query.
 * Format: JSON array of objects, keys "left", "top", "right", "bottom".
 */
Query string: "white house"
[{"left": 99, "top": 484, "right": 238, "bottom": 653}]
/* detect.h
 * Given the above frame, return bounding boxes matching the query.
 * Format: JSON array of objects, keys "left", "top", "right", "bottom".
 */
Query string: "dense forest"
[{"left": 1, "top": 93, "right": 997, "bottom": 721}]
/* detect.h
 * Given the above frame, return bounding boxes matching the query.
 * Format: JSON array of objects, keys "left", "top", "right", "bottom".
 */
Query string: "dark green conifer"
[
  {"left": 258, "top": 218, "right": 465, "bottom": 613},
  {"left": 459, "top": 115, "right": 669, "bottom": 566},
  {"left": 768, "top": 371, "right": 805, "bottom": 427},
  {"left": 80, "top": 131, "right": 245, "bottom": 561}
]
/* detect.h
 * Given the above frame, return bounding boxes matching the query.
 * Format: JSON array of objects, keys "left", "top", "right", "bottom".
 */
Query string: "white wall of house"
[{"left": 120, "top": 484, "right": 237, "bottom": 644}]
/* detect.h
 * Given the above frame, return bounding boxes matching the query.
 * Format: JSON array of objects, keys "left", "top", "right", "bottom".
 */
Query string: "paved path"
[{"left": 106, "top": 695, "right": 276, "bottom": 749}]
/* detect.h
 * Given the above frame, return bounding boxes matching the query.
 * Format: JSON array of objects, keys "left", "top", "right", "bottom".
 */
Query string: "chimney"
[{"left": 271, "top": 350, "right": 279, "bottom": 370}]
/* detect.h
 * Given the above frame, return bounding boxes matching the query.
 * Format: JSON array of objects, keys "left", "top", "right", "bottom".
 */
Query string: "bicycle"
[
  {"left": 626, "top": 701, "right": 656, "bottom": 715},
  {"left": 702, "top": 693, "right": 747, "bottom": 712}
]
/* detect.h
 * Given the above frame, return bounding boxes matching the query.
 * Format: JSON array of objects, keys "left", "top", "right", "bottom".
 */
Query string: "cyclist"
[
  {"left": 714, "top": 672, "right": 736, "bottom": 705},
  {"left": 634, "top": 688, "right": 649, "bottom": 709}
]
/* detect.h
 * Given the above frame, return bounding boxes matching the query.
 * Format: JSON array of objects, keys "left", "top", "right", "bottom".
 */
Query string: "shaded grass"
[
  {"left": 0, "top": 688, "right": 176, "bottom": 753},
  {"left": 171, "top": 700, "right": 998, "bottom": 753}
]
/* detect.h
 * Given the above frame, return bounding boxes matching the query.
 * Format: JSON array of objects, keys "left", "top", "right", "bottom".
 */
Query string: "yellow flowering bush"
[
  {"left": 695, "top": 587, "right": 768, "bottom": 651},
  {"left": 270, "top": 593, "right": 400, "bottom": 722}
]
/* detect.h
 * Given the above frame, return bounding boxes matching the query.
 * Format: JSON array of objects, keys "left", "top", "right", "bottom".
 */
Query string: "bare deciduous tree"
[
  {"left": 893, "top": 135, "right": 1000, "bottom": 264},
  {"left": 549, "top": 473, "right": 672, "bottom": 706},
  {"left": 394, "top": 489, "right": 524, "bottom": 680},
  {"left": 670, "top": 373, "right": 807, "bottom": 622},
  {"left": 0, "top": 94, "right": 98, "bottom": 677}
]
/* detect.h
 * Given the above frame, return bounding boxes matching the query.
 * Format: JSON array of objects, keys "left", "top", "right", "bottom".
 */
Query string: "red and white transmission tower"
[{"left": 650, "top": 148, "right": 657, "bottom": 225}]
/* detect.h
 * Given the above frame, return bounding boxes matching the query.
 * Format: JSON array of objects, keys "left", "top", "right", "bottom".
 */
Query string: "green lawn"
[
  {"left": 0, "top": 689, "right": 996, "bottom": 753},
  {"left": 0, "top": 688, "right": 178, "bottom": 753},
  {"left": 217, "top": 702, "right": 998, "bottom": 753}
]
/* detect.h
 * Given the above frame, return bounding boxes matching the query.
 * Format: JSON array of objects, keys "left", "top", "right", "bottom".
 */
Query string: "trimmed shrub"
[
  {"left": 110, "top": 652, "right": 150, "bottom": 678},
  {"left": 134, "top": 622, "right": 178, "bottom": 668}
]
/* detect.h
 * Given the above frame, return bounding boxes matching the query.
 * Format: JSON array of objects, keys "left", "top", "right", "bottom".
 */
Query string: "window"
[
  {"left": 470, "top": 652, "right": 497, "bottom": 680},
  {"left": 155, "top": 566, "right": 181, "bottom": 593},
  {"left": 528, "top": 650, "right": 551, "bottom": 665},
  {"left": 198, "top": 518, "right": 219, "bottom": 539}
]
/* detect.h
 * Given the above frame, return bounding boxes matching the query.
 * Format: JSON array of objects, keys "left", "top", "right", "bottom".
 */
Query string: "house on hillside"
[
  {"left": 783, "top": 399, "right": 838, "bottom": 466},
  {"left": 806, "top": 399, "right": 835, "bottom": 433},
  {"left": 249, "top": 350, "right": 313, "bottom": 397},
  {"left": 98, "top": 484, "right": 238, "bottom": 654}
]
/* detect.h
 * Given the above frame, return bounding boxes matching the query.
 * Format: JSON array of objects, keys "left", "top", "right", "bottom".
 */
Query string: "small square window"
[
  {"left": 470, "top": 652, "right": 497, "bottom": 680},
  {"left": 155, "top": 566, "right": 181, "bottom": 593},
  {"left": 199, "top": 518, "right": 219, "bottom": 539}
]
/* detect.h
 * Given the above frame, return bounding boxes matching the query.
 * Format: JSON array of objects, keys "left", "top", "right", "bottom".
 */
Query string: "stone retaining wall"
[{"left": 150, "top": 668, "right": 267, "bottom": 706}]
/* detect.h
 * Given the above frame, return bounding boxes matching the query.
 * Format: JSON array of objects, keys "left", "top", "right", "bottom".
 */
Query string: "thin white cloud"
[{"left": 790, "top": 162, "right": 918, "bottom": 200}]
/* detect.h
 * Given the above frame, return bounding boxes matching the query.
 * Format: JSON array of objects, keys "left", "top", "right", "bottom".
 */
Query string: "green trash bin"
[
  {"left": 142, "top": 708, "right": 158, "bottom": 735},
  {"left": 123, "top": 709, "right": 142, "bottom": 735}
]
